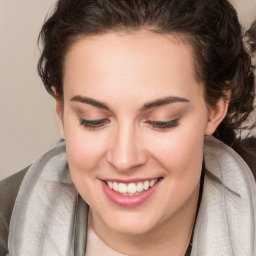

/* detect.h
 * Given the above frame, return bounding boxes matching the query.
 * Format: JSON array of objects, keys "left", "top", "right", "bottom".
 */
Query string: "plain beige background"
[
  {"left": 0, "top": 0, "right": 60, "bottom": 179},
  {"left": 0, "top": 0, "right": 256, "bottom": 180}
]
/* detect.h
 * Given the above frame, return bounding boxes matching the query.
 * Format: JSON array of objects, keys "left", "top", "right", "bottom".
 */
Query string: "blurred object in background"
[{"left": 241, "top": 18, "right": 256, "bottom": 138}]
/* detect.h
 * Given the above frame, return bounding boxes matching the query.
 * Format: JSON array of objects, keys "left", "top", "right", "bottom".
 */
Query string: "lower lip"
[{"left": 101, "top": 179, "right": 162, "bottom": 207}]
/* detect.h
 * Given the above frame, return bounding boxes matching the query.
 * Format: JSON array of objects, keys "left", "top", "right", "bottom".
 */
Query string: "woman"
[{"left": 1, "top": 0, "right": 256, "bottom": 255}]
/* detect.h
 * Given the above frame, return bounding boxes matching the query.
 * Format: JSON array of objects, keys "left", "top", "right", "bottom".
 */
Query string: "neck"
[{"left": 90, "top": 182, "right": 200, "bottom": 256}]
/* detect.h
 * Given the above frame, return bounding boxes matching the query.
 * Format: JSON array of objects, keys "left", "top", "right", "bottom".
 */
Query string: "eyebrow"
[
  {"left": 70, "top": 95, "right": 110, "bottom": 110},
  {"left": 70, "top": 95, "right": 190, "bottom": 111},
  {"left": 140, "top": 96, "right": 190, "bottom": 110}
]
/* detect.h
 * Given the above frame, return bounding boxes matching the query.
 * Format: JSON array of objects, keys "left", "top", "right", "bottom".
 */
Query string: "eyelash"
[
  {"left": 79, "top": 118, "right": 109, "bottom": 130},
  {"left": 80, "top": 118, "right": 179, "bottom": 131},
  {"left": 145, "top": 119, "right": 179, "bottom": 131}
]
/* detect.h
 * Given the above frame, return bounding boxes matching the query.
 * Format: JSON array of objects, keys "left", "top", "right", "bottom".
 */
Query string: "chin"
[{"left": 101, "top": 210, "right": 162, "bottom": 236}]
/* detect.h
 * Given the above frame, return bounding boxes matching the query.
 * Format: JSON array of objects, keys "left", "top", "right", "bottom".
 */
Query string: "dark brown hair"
[{"left": 38, "top": 0, "right": 255, "bottom": 146}]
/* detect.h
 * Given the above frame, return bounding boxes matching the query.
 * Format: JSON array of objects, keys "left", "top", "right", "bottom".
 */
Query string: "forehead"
[
  {"left": 63, "top": 31, "right": 202, "bottom": 101},
  {"left": 64, "top": 30, "right": 197, "bottom": 72}
]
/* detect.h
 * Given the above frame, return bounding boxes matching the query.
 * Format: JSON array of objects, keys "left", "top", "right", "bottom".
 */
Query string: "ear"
[
  {"left": 204, "top": 91, "right": 231, "bottom": 135},
  {"left": 52, "top": 87, "right": 65, "bottom": 139}
]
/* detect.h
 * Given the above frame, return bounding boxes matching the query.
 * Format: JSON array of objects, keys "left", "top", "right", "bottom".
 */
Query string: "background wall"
[
  {"left": 229, "top": 0, "right": 256, "bottom": 29},
  {"left": 0, "top": 0, "right": 256, "bottom": 180},
  {"left": 0, "top": 0, "right": 60, "bottom": 179}
]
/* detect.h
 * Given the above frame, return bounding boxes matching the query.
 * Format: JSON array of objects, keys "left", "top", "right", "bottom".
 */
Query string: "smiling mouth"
[{"left": 104, "top": 178, "right": 162, "bottom": 196}]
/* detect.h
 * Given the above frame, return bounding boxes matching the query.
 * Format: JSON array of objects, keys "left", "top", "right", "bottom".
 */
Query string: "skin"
[{"left": 55, "top": 31, "right": 229, "bottom": 255}]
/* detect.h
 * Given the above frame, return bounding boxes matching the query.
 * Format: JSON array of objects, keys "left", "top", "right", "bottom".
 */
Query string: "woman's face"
[{"left": 58, "top": 31, "right": 225, "bottom": 236}]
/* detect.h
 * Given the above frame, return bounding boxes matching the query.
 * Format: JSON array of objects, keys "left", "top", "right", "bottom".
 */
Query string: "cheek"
[
  {"left": 148, "top": 119, "right": 206, "bottom": 179},
  {"left": 151, "top": 129, "right": 204, "bottom": 210},
  {"left": 170, "top": 113, "right": 207, "bottom": 169},
  {"left": 63, "top": 123, "right": 107, "bottom": 181},
  {"left": 64, "top": 130, "right": 109, "bottom": 207},
  {"left": 155, "top": 136, "right": 204, "bottom": 176}
]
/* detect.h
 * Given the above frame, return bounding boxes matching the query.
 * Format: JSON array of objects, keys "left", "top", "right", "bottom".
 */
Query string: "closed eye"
[
  {"left": 145, "top": 119, "right": 179, "bottom": 131},
  {"left": 80, "top": 118, "right": 110, "bottom": 130}
]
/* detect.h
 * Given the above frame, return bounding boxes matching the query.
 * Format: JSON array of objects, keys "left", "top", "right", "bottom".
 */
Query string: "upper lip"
[{"left": 100, "top": 177, "right": 162, "bottom": 183}]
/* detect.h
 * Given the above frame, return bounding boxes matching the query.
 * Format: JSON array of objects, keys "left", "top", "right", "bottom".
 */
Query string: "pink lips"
[{"left": 101, "top": 178, "right": 162, "bottom": 207}]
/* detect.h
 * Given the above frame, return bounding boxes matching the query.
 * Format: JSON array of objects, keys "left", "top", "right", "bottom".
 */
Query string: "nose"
[{"left": 106, "top": 123, "right": 147, "bottom": 172}]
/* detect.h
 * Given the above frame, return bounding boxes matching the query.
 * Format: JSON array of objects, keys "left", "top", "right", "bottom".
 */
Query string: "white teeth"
[
  {"left": 137, "top": 182, "right": 144, "bottom": 192},
  {"left": 118, "top": 183, "right": 127, "bottom": 194},
  {"left": 106, "top": 179, "right": 159, "bottom": 195},
  {"left": 127, "top": 183, "right": 137, "bottom": 194},
  {"left": 113, "top": 182, "right": 118, "bottom": 191},
  {"left": 143, "top": 181, "right": 149, "bottom": 190},
  {"left": 150, "top": 179, "right": 157, "bottom": 187},
  {"left": 107, "top": 181, "right": 113, "bottom": 189}
]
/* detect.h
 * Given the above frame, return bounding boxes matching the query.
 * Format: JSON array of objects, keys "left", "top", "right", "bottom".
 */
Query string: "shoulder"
[
  {"left": 0, "top": 167, "right": 29, "bottom": 255},
  {"left": 234, "top": 137, "right": 256, "bottom": 179}
]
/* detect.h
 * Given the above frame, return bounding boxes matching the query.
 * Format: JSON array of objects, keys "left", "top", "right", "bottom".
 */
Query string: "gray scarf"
[{"left": 7, "top": 136, "right": 256, "bottom": 256}]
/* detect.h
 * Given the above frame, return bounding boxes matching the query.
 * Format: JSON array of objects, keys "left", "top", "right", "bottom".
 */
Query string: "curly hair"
[{"left": 38, "top": 0, "right": 255, "bottom": 146}]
